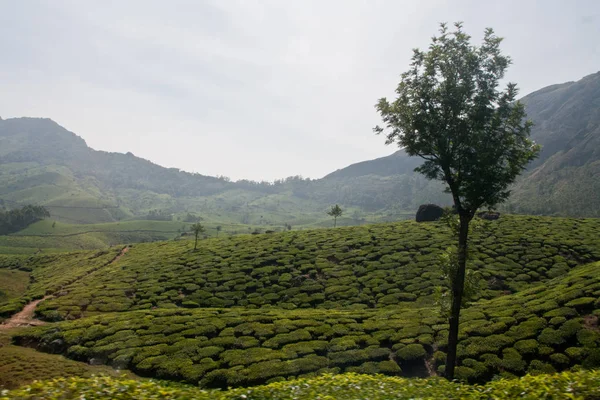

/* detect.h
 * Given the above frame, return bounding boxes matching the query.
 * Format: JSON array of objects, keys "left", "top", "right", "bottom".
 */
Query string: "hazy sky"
[{"left": 1, "top": 1, "right": 598, "bottom": 180}]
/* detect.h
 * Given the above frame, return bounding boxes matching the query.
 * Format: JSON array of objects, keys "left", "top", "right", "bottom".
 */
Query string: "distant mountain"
[
  {"left": 0, "top": 117, "right": 447, "bottom": 226},
  {"left": 322, "top": 71, "right": 600, "bottom": 218},
  {"left": 324, "top": 150, "right": 421, "bottom": 179},
  {"left": 1, "top": 71, "right": 598, "bottom": 226},
  {"left": 505, "top": 71, "right": 600, "bottom": 217},
  {"left": 0, "top": 118, "right": 237, "bottom": 223}
]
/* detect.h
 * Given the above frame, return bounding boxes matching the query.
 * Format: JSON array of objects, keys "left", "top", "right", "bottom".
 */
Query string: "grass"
[
  {"left": 0, "top": 215, "right": 372, "bottom": 255},
  {"left": 0, "top": 269, "right": 29, "bottom": 323},
  {"left": 3, "top": 370, "right": 600, "bottom": 399},
  {"left": 0, "top": 331, "right": 135, "bottom": 390},
  {"left": 0, "top": 270, "right": 29, "bottom": 305},
  {"left": 0, "top": 220, "right": 189, "bottom": 254},
  {"left": 0, "top": 248, "right": 122, "bottom": 319}
]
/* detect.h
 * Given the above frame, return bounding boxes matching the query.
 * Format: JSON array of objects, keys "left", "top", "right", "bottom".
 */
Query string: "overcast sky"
[{"left": 1, "top": 1, "right": 598, "bottom": 181}]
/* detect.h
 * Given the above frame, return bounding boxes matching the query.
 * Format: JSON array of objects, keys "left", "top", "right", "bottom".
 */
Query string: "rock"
[
  {"left": 48, "top": 338, "right": 65, "bottom": 353},
  {"left": 416, "top": 204, "right": 444, "bottom": 222},
  {"left": 478, "top": 211, "right": 500, "bottom": 220}
]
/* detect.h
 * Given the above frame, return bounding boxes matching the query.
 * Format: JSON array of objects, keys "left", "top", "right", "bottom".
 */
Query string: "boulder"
[
  {"left": 478, "top": 211, "right": 500, "bottom": 220},
  {"left": 415, "top": 204, "right": 444, "bottom": 222}
]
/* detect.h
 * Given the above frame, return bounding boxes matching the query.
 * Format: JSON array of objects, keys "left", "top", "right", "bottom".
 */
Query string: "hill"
[
  {"left": 504, "top": 72, "right": 600, "bottom": 216},
  {"left": 13, "top": 215, "right": 597, "bottom": 320},
  {"left": 1, "top": 215, "right": 599, "bottom": 388},
  {"left": 328, "top": 72, "right": 600, "bottom": 217}
]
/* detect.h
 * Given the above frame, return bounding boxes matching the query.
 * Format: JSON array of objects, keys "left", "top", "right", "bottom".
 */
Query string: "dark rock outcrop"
[
  {"left": 416, "top": 204, "right": 444, "bottom": 222},
  {"left": 478, "top": 211, "right": 500, "bottom": 220}
]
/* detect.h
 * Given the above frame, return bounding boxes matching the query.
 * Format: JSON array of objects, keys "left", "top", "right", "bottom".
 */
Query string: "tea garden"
[{"left": 1, "top": 215, "right": 600, "bottom": 396}]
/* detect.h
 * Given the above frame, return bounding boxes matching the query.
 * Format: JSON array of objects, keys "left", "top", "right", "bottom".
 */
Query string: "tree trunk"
[
  {"left": 444, "top": 213, "right": 471, "bottom": 380},
  {"left": 194, "top": 234, "right": 198, "bottom": 250},
  {"left": 334, "top": 217, "right": 337, "bottom": 228}
]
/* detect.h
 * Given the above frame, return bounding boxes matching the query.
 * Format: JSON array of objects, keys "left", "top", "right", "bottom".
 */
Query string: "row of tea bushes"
[
  {"left": 1, "top": 248, "right": 122, "bottom": 320},
  {"left": 16, "top": 261, "right": 600, "bottom": 387},
  {"left": 5, "top": 370, "right": 600, "bottom": 400},
  {"left": 33, "top": 216, "right": 600, "bottom": 319}
]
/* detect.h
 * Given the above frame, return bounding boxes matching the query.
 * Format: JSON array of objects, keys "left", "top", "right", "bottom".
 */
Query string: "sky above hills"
[{"left": 1, "top": 0, "right": 599, "bottom": 181}]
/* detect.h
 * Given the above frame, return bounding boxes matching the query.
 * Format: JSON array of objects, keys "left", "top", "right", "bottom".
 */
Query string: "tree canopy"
[
  {"left": 375, "top": 22, "right": 540, "bottom": 217},
  {"left": 191, "top": 223, "right": 205, "bottom": 250},
  {"left": 326, "top": 205, "right": 343, "bottom": 227},
  {"left": 0, "top": 205, "right": 50, "bottom": 235}
]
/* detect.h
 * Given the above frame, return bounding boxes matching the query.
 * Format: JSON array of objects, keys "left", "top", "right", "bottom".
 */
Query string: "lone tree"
[
  {"left": 191, "top": 222, "right": 205, "bottom": 250},
  {"left": 374, "top": 22, "right": 539, "bottom": 379},
  {"left": 216, "top": 225, "right": 222, "bottom": 237},
  {"left": 326, "top": 204, "right": 343, "bottom": 227}
]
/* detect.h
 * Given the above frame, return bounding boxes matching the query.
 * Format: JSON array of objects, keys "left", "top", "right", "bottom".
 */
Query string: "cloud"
[{"left": 1, "top": 0, "right": 599, "bottom": 180}]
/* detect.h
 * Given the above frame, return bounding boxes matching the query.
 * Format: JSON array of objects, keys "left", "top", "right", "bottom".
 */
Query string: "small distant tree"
[
  {"left": 216, "top": 225, "right": 222, "bottom": 237},
  {"left": 374, "top": 23, "right": 540, "bottom": 379},
  {"left": 326, "top": 204, "right": 343, "bottom": 227},
  {"left": 191, "top": 222, "right": 205, "bottom": 250}
]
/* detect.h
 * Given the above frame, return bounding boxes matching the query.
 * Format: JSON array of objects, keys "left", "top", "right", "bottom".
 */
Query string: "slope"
[
  {"left": 506, "top": 71, "right": 600, "bottom": 216},
  {"left": 12, "top": 259, "right": 600, "bottom": 386},
  {"left": 0, "top": 215, "right": 597, "bottom": 387},
  {"left": 0, "top": 118, "right": 392, "bottom": 234},
  {"left": 0, "top": 330, "right": 136, "bottom": 390},
  {"left": 315, "top": 71, "right": 600, "bottom": 217},
  {"left": 19, "top": 215, "right": 598, "bottom": 321}
]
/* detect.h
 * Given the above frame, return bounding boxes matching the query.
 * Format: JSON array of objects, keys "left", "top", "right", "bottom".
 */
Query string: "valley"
[{"left": 0, "top": 20, "right": 599, "bottom": 397}]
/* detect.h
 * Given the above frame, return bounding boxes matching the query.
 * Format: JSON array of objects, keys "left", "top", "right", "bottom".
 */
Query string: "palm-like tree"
[
  {"left": 191, "top": 222, "right": 205, "bottom": 250},
  {"left": 326, "top": 205, "right": 343, "bottom": 227}
]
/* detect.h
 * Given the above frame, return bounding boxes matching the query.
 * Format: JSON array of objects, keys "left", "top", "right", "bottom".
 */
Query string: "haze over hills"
[
  {"left": 0, "top": 71, "right": 599, "bottom": 236},
  {"left": 0, "top": 119, "right": 446, "bottom": 229}
]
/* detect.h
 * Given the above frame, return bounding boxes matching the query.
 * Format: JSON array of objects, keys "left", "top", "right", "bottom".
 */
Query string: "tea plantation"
[
  {"left": 13, "top": 258, "right": 600, "bottom": 387},
  {"left": 25, "top": 215, "right": 600, "bottom": 320},
  {"left": 3, "top": 370, "right": 600, "bottom": 400},
  {"left": 2, "top": 215, "right": 600, "bottom": 395},
  {"left": 0, "top": 248, "right": 122, "bottom": 321}
]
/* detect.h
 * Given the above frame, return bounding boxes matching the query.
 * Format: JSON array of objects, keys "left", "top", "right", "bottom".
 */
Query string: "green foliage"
[
  {"left": 0, "top": 268, "right": 29, "bottom": 316},
  {"left": 326, "top": 204, "right": 343, "bottom": 227},
  {"left": 15, "top": 215, "right": 599, "bottom": 321},
  {"left": 0, "top": 205, "right": 50, "bottom": 235},
  {"left": 3, "top": 216, "right": 600, "bottom": 390},
  {"left": 4, "top": 370, "right": 600, "bottom": 400},
  {"left": 396, "top": 344, "right": 426, "bottom": 361},
  {"left": 190, "top": 223, "right": 205, "bottom": 250},
  {"left": 374, "top": 22, "right": 539, "bottom": 212},
  {"left": 11, "top": 258, "right": 600, "bottom": 387},
  {"left": 0, "top": 332, "right": 133, "bottom": 390}
]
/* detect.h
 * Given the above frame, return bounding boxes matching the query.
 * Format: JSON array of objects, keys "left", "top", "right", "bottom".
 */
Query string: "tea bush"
[
  {"left": 21, "top": 216, "right": 600, "bottom": 320},
  {"left": 13, "top": 261, "right": 600, "bottom": 387},
  {"left": 3, "top": 370, "right": 600, "bottom": 400}
]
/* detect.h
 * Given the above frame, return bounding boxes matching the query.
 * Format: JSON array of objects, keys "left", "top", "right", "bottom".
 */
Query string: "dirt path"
[
  {"left": 112, "top": 246, "right": 129, "bottom": 263},
  {"left": 0, "top": 296, "right": 50, "bottom": 329},
  {"left": 0, "top": 246, "right": 130, "bottom": 330}
]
